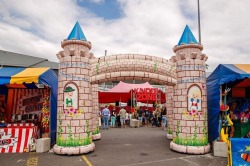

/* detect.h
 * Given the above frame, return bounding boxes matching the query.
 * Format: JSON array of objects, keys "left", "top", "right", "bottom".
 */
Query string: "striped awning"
[{"left": 0, "top": 67, "right": 50, "bottom": 85}]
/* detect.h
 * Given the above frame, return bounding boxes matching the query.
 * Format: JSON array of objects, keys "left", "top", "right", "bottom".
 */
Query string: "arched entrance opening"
[{"left": 90, "top": 54, "right": 176, "bottom": 142}]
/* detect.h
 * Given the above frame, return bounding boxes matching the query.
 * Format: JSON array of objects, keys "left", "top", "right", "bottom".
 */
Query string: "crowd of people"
[{"left": 99, "top": 105, "right": 167, "bottom": 130}]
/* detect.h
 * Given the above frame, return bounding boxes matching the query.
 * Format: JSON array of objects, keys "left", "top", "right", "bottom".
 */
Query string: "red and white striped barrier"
[{"left": 0, "top": 127, "right": 35, "bottom": 153}]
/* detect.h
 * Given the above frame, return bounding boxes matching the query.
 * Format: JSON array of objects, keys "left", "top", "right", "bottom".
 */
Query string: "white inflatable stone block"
[
  {"left": 36, "top": 138, "right": 51, "bottom": 153},
  {"left": 53, "top": 143, "right": 95, "bottom": 155},
  {"left": 166, "top": 133, "right": 173, "bottom": 140},
  {"left": 170, "top": 141, "right": 210, "bottom": 154},
  {"left": 92, "top": 133, "right": 101, "bottom": 141},
  {"left": 130, "top": 119, "right": 139, "bottom": 128},
  {"left": 213, "top": 141, "right": 228, "bottom": 157}
]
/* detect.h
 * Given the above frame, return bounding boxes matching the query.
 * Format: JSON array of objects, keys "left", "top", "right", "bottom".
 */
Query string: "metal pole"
[{"left": 198, "top": 0, "right": 201, "bottom": 44}]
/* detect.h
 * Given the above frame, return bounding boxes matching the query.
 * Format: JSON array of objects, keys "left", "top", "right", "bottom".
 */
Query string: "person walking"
[
  {"left": 151, "top": 110, "right": 158, "bottom": 127},
  {"left": 98, "top": 108, "right": 102, "bottom": 127},
  {"left": 138, "top": 106, "right": 143, "bottom": 127},
  {"left": 156, "top": 106, "right": 162, "bottom": 127},
  {"left": 102, "top": 105, "right": 110, "bottom": 130},
  {"left": 125, "top": 111, "right": 129, "bottom": 126},
  {"left": 119, "top": 107, "right": 127, "bottom": 128},
  {"left": 144, "top": 108, "right": 149, "bottom": 127},
  {"left": 149, "top": 111, "right": 153, "bottom": 124},
  {"left": 161, "top": 106, "right": 167, "bottom": 130},
  {"left": 110, "top": 111, "right": 116, "bottom": 128}
]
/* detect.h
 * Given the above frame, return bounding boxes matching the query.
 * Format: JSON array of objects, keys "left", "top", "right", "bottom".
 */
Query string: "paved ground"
[{"left": 0, "top": 126, "right": 227, "bottom": 166}]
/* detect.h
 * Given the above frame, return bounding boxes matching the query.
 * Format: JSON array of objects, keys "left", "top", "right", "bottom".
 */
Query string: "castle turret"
[
  {"left": 170, "top": 25, "right": 210, "bottom": 154},
  {"left": 53, "top": 21, "right": 95, "bottom": 155}
]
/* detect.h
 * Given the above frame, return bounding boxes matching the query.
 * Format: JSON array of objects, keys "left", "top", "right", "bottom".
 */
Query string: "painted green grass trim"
[
  {"left": 57, "top": 137, "right": 92, "bottom": 147},
  {"left": 167, "top": 126, "right": 173, "bottom": 134},
  {"left": 174, "top": 137, "right": 208, "bottom": 146},
  {"left": 92, "top": 127, "right": 100, "bottom": 135}
]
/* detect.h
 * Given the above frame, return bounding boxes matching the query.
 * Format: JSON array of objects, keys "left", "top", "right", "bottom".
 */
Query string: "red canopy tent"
[
  {"left": 107, "top": 81, "right": 153, "bottom": 92},
  {"left": 98, "top": 91, "right": 131, "bottom": 103},
  {"left": 98, "top": 81, "right": 166, "bottom": 104}
]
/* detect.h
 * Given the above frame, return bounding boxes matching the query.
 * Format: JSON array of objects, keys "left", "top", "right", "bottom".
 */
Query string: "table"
[{"left": 0, "top": 125, "right": 38, "bottom": 153}]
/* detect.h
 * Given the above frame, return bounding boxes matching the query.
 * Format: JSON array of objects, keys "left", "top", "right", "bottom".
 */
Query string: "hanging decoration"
[{"left": 42, "top": 91, "right": 50, "bottom": 128}]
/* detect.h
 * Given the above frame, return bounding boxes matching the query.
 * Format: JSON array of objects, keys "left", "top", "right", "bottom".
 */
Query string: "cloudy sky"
[{"left": 0, "top": 0, "right": 250, "bottom": 72}]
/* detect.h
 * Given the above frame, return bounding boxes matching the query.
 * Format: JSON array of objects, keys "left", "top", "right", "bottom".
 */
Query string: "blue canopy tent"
[
  {"left": 207, "top": 64, "right": 250, "bottom": 142},
  {"left": 0, "top": 67, "right": 58, "bottom": 145}
]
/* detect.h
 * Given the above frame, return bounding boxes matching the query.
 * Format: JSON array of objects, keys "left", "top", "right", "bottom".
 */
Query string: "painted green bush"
[
  {"left": 167, "top": 126, "right": 173, "bottom": 134},
  {"left": 176, "top": 120, "right": 180, "bottom": 137},
  {"left": 58, "top": 113, "right": 63, "bottom": 139},
  {"left": 96, "top": 63, "right": 100, "bottom": 74},
  {"left": 92, "top": 126, "right": 100, "bottom": 135}
]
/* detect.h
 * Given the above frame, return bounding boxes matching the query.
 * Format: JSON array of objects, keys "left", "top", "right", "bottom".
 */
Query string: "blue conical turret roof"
[
  {"left": 67, "top": 21, "right": 87, "bottom": 41},
  {"left": 177, "top": 25, "right": 198, "bottom": 46}
]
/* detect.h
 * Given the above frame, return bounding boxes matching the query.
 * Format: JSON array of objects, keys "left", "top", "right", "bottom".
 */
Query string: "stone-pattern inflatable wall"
[
  {"left": 91, "top": 84, "right": 101, "bottom": 140},
  {"left": 53, "top": 23, "right": 211, "bottom": 155},
  {"left": 53, "top": 39, "right": 95, "bottom": 155},
  {"left": 170, "top": 44, "right": 210, "bottom": 154},
  {"left": 90, "top": 54, "right": 176, "bottom": 85},
  {"left": 165, "top": 86, "right": 174, "bottom": 139}
]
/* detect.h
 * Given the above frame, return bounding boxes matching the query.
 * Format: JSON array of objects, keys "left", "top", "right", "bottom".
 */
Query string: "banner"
[
  {"left": 230, "top": 138, "right": 250, "bottom": 166},
  {"left": 133, "top": 88, "right": 159, "bottom": 101},
  {"left": 0, "top": 127, "right": 33, "bottom": 153}
]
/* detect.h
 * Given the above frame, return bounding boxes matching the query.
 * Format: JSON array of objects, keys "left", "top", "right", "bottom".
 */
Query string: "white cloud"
[
  {"left": 0, "top": 0, "right": 250, "bottom": 73},
  {"left": 0, "top": 22, "right": 59, "bottom": 61}
]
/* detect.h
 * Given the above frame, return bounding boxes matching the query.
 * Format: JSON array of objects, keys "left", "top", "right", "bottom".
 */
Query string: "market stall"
[
  {"left": 0, "top": 67, "right": 57, "bottom": 153},
  {"left": 207, "top": 64, "right": 250, "bottom": 142}
]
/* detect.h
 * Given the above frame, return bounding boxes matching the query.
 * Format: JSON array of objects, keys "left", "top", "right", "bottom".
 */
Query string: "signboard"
[
  {"left": 12, "top": 89, "right": 47, "bottom": 114},
  {"left": 133, "top": 88, "right": 159, "bottom": 101}
]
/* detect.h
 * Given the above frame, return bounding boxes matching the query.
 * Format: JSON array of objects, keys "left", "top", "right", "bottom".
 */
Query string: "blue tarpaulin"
[{"left": 207, "top": 64, "right": 250, "bottom": 142}]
